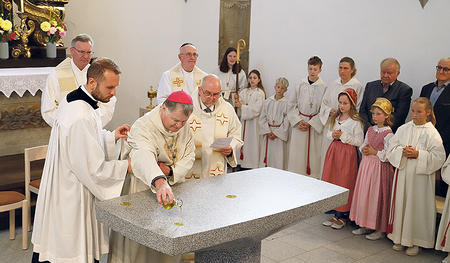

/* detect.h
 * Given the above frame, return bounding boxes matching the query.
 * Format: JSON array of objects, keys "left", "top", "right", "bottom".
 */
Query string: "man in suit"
[
  {"left": 420, "top": 57, "right": 450, "bottom": 197},
  {"left": 359, "top": 58, "right": 413, "bottom": 132}
]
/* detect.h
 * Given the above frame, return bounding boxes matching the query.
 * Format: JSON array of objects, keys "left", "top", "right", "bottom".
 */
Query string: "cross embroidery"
[
  {"left": 310, "top": 102, "right": 313, "bottom": 108},
  {"left": 190, "top": 118, "right": 202, "bottom": 133},
  {"left": 216, "top": 112, "right": 228, "bottom": 126},
  {"left": 210, "top": 165, "right": 223, "bottom": 176},
  {"left": 173, "top": 77, "right": 184, "bottom": 87}
]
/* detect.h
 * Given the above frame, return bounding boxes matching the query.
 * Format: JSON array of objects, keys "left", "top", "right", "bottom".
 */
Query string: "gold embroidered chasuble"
[{"left": 169, "top": 62, "right": 206, "bottom": 93}]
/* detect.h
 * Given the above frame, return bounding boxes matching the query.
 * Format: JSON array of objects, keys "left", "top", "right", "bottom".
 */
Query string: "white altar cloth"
[{"left": 0, "top": 67, "right": 54, "bottom": 98}]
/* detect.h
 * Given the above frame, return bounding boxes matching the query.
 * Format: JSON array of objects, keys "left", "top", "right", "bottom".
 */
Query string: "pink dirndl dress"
[{"left": 349, "top": 126, "right": 394, "bottom": 231}]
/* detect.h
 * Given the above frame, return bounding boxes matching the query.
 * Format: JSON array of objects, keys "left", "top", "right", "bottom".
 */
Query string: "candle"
[{"left": 20, "top": 0, "right": 24, "bottom": 12}]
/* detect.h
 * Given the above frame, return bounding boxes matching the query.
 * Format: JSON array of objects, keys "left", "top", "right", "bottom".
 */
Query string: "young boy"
[
  {"left": 259, "top": 77, "right": 290, "bottom": 169},
  {"left": 287, "top": 56, "right": 328, "bottom": 178}
]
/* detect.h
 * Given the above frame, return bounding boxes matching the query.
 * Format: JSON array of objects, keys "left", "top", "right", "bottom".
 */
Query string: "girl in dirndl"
[
  {"left": 349, "top": 98, "right": 395, "bottom": 240},
  {"left": 321, "top": 88, "right": 364, "bottom": 229}
]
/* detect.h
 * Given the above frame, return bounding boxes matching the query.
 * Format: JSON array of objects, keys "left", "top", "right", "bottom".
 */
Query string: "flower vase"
[
  {"left": 46, "top": 42, "right": 57, "bottom": 59},
  {"left": 0, "top": 42, "right": 9, "bottom": 60}
]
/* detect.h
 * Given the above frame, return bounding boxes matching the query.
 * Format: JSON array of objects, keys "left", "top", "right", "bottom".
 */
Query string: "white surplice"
[
  {"left": 287, "top": 77, "right": 327, "bottom": 178},
  {"left": 237, "top": 87, "right": 265, "bottom": 169},
  {"left": 108, "top": 104, "right": 195, "bottom": 263},
  {"left": 212, "top": 66, "right": 247, "bottom": 104},
  {"left": 41, "top": 58, "right": 116, "bottom": 127},
  {"left": 32, "top": 86, "right": 128, "bottom": 263},
  {"left": 185, "top": 89, "right": 243, "bottom": 179},
  {"left": 436, "top": 156, "right": 450, "bottom": 252},
  {"left": 318, "top": 77, "right": 364, "bottom": 177},
  {"left": 259, "top": 95, "right": 289, "bottom": 169},
  {"left": 387, "top": 121, "right": 446, "bottom": 248}
]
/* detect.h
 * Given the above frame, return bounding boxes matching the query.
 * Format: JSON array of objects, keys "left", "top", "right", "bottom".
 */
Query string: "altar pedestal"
[{"left": 96, "top": 168, "right": 348, "bottom": 262}]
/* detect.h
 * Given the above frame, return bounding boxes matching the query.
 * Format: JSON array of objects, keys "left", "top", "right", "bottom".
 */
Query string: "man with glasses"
[
  {"left": 156, "top": 43, "right": 207, "bottom": 105},
  {"left": 359, "top": 58, "right": 413, "bottom": 132},
  {"left": 420, "top": 57, "right": 450, "bottom": 197},
  {"left": 185, "top": 74, "right": 243, "bottom": 179},
  {"left": 41, "top": 33, "right": 116, "bottom": 127}
]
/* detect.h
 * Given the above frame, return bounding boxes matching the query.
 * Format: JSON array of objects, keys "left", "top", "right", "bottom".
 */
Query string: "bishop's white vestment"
[
  {"left": 386, "top": 121, "right": 445, "bottom": 248},
  {"left": 156, "top": 62, "right": 207, "bottom": 105},
  {"left": 108, "top": 104, "right": 195, "bottom": 263},
  {"left": 318, "top": 77, "right": 364, "bottom": 177},
  {"left": 41, "top": 58, "right": 116, "bottom": 127},
  {"left": 237, "top": 87, "right": 265, "bottom": 169},
  {"left": 259, "top": 95, "right": 289, "bottom": 169},
  {"left": 287, "top": 78, "right": 327, "bottom": 178},
  {"left": 32, "top": 86, "right": 128, "bottom": 263},
  {"left": 185, "top": 89, "right": 243, "bottom": 179}
]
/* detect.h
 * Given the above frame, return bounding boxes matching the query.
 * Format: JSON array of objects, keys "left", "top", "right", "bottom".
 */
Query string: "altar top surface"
[{"left": 96, "top": 167, "right": 348, "bottom": 255}]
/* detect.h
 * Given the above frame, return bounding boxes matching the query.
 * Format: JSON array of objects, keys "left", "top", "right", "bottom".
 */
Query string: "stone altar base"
[{"left": 96, "top": 167, "right": 349, "bottom": 262}]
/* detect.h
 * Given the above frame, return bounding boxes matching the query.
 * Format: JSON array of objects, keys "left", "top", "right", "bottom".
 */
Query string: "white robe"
[
  {"left": 186, "top": 89, "right": 243, "bottom": 179},
  {"left": 287, "top": 78, "right": 327, "bottom": 178},
  {"left": 319, "top": 77, "right": 364, "bottom": 177},
  {"left": 386, "top": 121, "right": 445, "bottom": 248},
  {"left": 32, "top": 86, "right": 128, "bottom": 263},
  {"left": 436, "top": 156, "right": 450, "bottom": 252},
  {"left": 212, "top": 66, "right": 247, "bottom": 104},
  {"left": 108, "top": 104, "right": 195, "bottom": 263},
  {"left": 41, "top": 58, "right": 116, "bottom": 127},
  {"left": 156, "top": 63, "right": 207, "bottom": 105},
  {"left": 237, "top": 87, "right": 265, "bottom": 169},
  {"left": 259, "top": 95, "right": 289, "bottom": 169}
]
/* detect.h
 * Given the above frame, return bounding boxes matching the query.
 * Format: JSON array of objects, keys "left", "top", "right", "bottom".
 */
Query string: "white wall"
[
  {"left": 249, "top": 0, "right": 450, "bottom": 102},
  {"left": 64, "top": 0, "right": 220, "bottom": 130}
]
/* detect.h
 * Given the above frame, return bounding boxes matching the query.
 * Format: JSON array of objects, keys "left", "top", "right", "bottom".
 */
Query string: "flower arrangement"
[
  {"left": 40, "top": 12, "right": 67, "bottom": 44},
  {"left": 0, "top": 16, "right": 16, "bottom": 42}
]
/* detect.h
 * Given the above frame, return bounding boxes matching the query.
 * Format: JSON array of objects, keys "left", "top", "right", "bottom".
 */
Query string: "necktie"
[{"left": 204, "top": 108, "right": 212, "bottom": 113}]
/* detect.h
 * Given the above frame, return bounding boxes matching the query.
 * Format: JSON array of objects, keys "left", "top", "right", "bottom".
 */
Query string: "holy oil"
[{"left": 162, "top": 197, "right": 184, "bottom": 226}]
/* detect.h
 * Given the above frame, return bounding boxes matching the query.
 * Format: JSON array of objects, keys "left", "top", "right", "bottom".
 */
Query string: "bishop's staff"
[{"left": 234, "top": 39, "right": 246, "bottom": 112}]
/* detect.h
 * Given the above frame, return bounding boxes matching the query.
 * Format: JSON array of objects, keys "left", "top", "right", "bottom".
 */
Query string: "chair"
[
  {"left": 24, "top": 145, "right": 48, "bottom": 231},
  {"left": 0, "top": 191, "right": 29, "bottom": 249},
  {"left": 436, "top": 195, "right": 446, "bottom": 214}
]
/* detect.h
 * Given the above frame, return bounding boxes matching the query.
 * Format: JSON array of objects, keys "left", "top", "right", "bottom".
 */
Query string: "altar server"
[
  {"left": 41, "top": 34, "right": 115, "bottom": 127},
  {"left": 185, "top": 74, "right": 243, "bottom": 179},
  {"left": 109, "top": 91, "right": 196, "bottom": 263},
  {"left": 31, "top": 58, "right": 132, "bottom": 263}
]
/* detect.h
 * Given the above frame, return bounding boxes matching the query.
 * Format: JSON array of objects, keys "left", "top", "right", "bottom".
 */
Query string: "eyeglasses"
[
  {"left": 72, "top": 47, "right": 94, "bottom": 56},
  {"left": 180, "top": 52, "right": 198, "bottom": 58},
  {"left": 436, "top": 66, "right": 450, "bottom": 73},
  {"left": 201, "top": 88, "right": 221, "bottom": 98}
]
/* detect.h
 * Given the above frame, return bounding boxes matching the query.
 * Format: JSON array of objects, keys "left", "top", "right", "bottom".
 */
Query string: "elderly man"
[
  {"left": 156, "top": 43, "right": 207, "bottom": 105},
  {"left": 186, "top": 74, "right": 243, "bottom": 179},
  {"left": 32, "top": 58, "right": 132, "bottom": 263},
  {"left": 420, "top": 57, "right": 450, "bottom": 197},
  {"left": 109, "top": 91, "right": 195, "bottom": 263},
  {"left": 359, "top": 58, "right": 413, "bottom": 132},
  {"left": 41, "top": 34, "right": 116, "bottom": 127}
]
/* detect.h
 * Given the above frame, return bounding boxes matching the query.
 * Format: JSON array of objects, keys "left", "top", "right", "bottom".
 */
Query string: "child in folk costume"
[
  {"left": 386, "top": 97, "right": 445, "bottom": 256},
  {"left": 287, "top": 56, "right": 327, "bottom": 178},
  {"left": 235, "top": 69, "right": 266, "bottom": 169},
  {"left": 350, "top": 98, "right": 395, "bottom": 240},
  {"left": 322, "top": 88, "right": 364, "bottom": 229},
  {"left": 259, "top": 77, "right": 289, "bottom": 169},
  {"left": 436, "top": 156, "right": 450, "bottom": 263}
]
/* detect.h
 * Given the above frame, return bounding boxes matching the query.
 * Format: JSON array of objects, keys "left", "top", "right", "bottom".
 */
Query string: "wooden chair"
[
  {"left": 0, "top": 191, "right": 29, "bottom": 249},
  {"left": 436, "top": 195, "right": 446, "bottom": 214},
  {"left": 24, "top": 145, "right": 48, "bottom": 231}
]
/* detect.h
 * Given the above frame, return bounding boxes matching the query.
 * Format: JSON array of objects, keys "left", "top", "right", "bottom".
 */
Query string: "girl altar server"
[
  {"left": 235, "top": 69, "right": 266, "bottom": 169},
  {"left": 322, "top": 88, "right": 364, "bottom": 229},
  {"left": 287, "top": 56, "right": 327, "bottom": 178},
  {"left": 350, "top": 98, "right": 395, "bottom": 240},
  {"left": 212, "top": 47, "right": 247, "bottom": 105},
  {"left": 436, "top": 156, "right": 450, "bottom": 263},
  {"left": 386, "top": 97, "right": 445, "bottom": 256},
  {"left": 259, "top": 77, "right": 290, "bottom": 169},
  {"left": 319, "top": 57, "right": 364, "bottom": 175}
]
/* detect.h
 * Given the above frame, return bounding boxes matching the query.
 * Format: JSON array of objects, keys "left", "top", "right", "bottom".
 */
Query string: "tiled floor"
[{"left": 1, "top": 213, "right": 447, "bottom": 263}]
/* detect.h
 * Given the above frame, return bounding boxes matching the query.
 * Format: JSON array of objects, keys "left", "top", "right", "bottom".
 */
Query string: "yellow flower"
[
  {"left": 40, "top": 21, "right": 51, "bottom": 32},
  {"left": 56, "top": 26, "right": 64, "bottom": 32},
  {"left": 0, "top": 19, "right": 12, "bottom": 31},
  {"left": 50, "top": 19, "right": 57, "bottom": 27}
]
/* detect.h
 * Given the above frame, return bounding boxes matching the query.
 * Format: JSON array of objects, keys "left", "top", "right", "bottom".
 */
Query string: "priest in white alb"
[
  {"left": 156, "top": 43, "right": 207, "bottom": 105},
  {"left": 41, "top": 34, "right": 116, "bottom": 127},
  {"left": 108, "top": 91, "right": 196, "bottom": 263},
  {"left": 31, "top": 58, "right": 132, "bottom": 263},
  {"left": 185, "top": 74, "right": 243, "bottom": 179}
]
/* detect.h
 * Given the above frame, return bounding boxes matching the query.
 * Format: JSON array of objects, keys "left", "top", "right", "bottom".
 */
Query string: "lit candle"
[{"left": 20, "top": 0, "right": 24, "bottom": 12}]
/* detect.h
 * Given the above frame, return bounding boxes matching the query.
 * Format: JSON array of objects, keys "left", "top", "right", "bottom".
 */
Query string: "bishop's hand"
[{"left": 154, "top": 178, "right": 174, "bottom": 205}]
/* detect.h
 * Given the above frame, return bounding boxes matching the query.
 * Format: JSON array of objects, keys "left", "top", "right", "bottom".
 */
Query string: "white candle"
[{"left": 20, "top": 0, "right": 24, "bottom": 12}]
